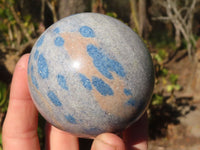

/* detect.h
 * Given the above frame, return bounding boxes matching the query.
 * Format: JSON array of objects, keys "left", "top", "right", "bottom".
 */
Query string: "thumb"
[{"left": 91, "top": 133, "right": 125, "bottom": 150}]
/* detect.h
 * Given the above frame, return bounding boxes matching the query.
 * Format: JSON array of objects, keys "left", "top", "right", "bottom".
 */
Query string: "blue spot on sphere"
[
  {"left": 126, "top": 98, "right": 135, "bottom": 106},
  {"left": 92, "top": 76, "right": 113, "bottom": 96},
  {"left": 87, "top": 44, "right": 126, "bottom": 79},
  {"left": 65, "top": 114, "right": 77, "bottom": 124},
  {"left": 83, "top": 127, "right": 103, "bottom": 135},
  {"left": 36, "top": 36, "right": 45, "bottom": 47},
  {"left": 47, "top": 91, "right": 62, "bottom": 106},
  {"left": 31, "top": 65, "right": 34, "bottom": 72},
  {"left": 79, "top": 26, "right": 95, "bottom": 38},
  {"left": 79, "top": 73, "right": 92, "bottom": 90},
  {"left": 34, "top": 49, "right": 39, "bottom": 60},
  {"left": 30, "top": 66, "right": 39, "bottom": 89},
  {"left": 57, "top": 74, "right": 68, "bottom": 90},
  {"left": 53, "top": 27, "right": 60, "bottom": 33},
  {"left": 31, "top": 75, "right": 39, "bottom": 89},
  {"left": 124, "top": 89, "right": 132, "bottom": 96},
  {"left": 37, "top": 54, "right": 49, "bottom": 79},
  {"left": 54, "top": 36, "right": 64, "bottom": 46},
  {"left": 108, "top": 59, "right": 126, "bottom": 77}
]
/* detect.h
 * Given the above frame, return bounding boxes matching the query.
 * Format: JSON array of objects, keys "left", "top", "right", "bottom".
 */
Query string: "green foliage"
[
  {"left": 154, "top": 49, "right": 168, "bottom": 63},
  {"left": 0, "top": 0, "right": 15, "bottom": 45},
  {"left": 169, "top": 73, "right": 178, "bottom": 84},
  {"left": 166, "top": 74, "right": 181, "bottom": 93},
  {"left": 151, "top": 45, "right": 181, "bottom": 108},
  {"left": 106, "top": 12, "right": 117, "bottom": 18},
  {"left": 0, "top": 81, "right": 9, "bottom": 113},
  {"left": 0, "top": 81, "right": 9, "bottom": 150},
  {"left": 159, "top": 68, "right": 168, "bottom": 77},
  {"left": 153, "top": 47, "right": 181, "bottom": 93},
  {"left": 0, "top": 0, "right": 14, "bottom": 22},
  {"left": 151, "top": 94, "right": 163, "bottom": 106},
  {"left": 0, "top": 0, "right": 37, "bottom": 48},
  {"left": 149, "top": 27, "right": 176, "bottom": 51},
  {"left": 166, "top": 84, "right": 181, "bottom": 93}
]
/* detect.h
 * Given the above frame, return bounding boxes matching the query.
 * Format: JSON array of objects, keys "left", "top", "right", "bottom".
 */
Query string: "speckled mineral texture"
[{"left": 27, "top": 12, "right": 154, "bottom": 138}]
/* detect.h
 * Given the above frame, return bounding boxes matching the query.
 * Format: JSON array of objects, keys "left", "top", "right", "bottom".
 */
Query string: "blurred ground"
[
  {"left": 149, "top": 49, "right": 200, "bottom": 150},
  {"left": 149, "top": 103, "right": 200, "bottom": 150}
]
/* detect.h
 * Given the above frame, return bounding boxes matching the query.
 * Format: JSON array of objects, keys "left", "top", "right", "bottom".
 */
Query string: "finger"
[
  {"left": 91, "top": 133, "right": 125, "bottom": 150},
  {"left": 123, "top": 112, "right": 148, "bottom": 150},
  {"left": 45, "top": 123, "right": 79, "bottom": 150},
  {"left": 2, "top": 54, "right": 40, "bottom": 150}
]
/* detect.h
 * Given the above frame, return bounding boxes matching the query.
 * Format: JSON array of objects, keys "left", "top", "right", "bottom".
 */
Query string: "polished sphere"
[{"left": 27, "top": 13, "right": 154, "bottom": 138}]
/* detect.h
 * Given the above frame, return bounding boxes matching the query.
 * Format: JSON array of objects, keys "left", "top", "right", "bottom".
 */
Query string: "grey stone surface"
[{"left": 27, "top": 13, "right": 154, "bottom": 138}]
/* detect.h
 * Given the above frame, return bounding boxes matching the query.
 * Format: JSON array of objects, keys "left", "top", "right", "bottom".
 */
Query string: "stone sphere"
[{"left": 27, "top": 13, "right": 154, "bottom": 138}]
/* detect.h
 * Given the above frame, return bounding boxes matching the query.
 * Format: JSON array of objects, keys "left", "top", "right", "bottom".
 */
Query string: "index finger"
[{"left": 2, "top": 54, "right": 40, "bottom": 150}]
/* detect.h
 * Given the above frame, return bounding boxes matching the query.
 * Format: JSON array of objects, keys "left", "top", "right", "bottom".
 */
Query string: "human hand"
[{"left": 2, "top": 54, "right": 148, "bottom": 150}]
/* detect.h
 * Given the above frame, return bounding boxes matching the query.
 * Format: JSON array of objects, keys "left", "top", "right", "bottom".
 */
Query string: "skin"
[{"left": 2, "top": 54, "right": 148, "bottom": 150}]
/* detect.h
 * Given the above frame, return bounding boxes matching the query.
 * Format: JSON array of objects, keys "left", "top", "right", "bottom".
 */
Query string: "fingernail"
[{"left": 92, "top": 139, "right": 116, "bottom": 150}]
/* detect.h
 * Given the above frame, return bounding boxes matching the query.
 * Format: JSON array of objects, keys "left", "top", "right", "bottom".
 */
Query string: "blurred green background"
[{"left": 1, "top": 0, "right": 200, "bottom": 149}]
